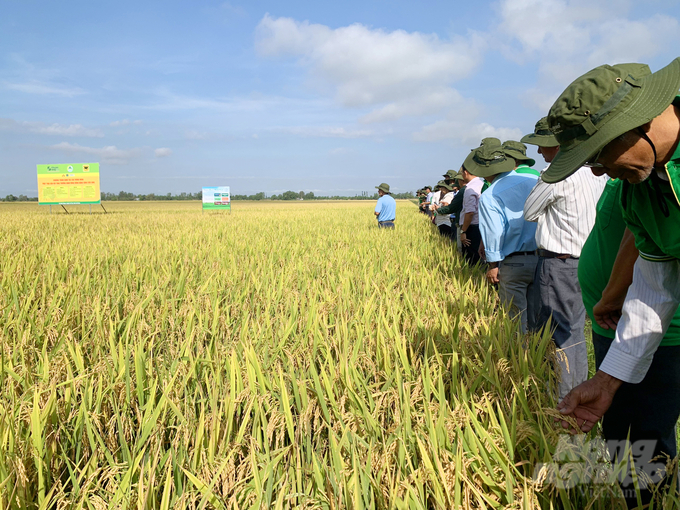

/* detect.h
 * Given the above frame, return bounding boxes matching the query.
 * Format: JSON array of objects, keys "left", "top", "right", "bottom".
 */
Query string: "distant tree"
[
  {"left": 299, "top": 191, "right": 304, "bottom": 199},
  {"left": 5, "top": 194, "right": 17, "bottom": 202},
  {"left": 281, "top": 190, "right": 298, "bottom": 200},
  {"left": 304, "top": 191, "right": 315, "bottom": 200}
]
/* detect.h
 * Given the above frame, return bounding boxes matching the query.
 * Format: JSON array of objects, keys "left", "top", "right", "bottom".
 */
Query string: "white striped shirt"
[
  {"left": 524, "top": 166, "right": 608, "bottom": 256},
  {"left": 599, "top": 258, "right": 680, "bottom": 383}
]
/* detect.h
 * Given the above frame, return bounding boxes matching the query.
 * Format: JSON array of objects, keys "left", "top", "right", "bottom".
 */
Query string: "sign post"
[
  {"left": 37, "top": 163, "right": 103, "bottom": 212},
  {"left": 202, "top": 186, "right": 231, "bottom": 213}
]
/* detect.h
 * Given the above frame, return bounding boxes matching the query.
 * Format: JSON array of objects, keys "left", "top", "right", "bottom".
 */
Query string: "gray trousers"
[
  {"left": 498, "top": 254, "right": 539, "bottom": 334},
  {"left": 534, "top": 256, "right": 588, "bottom": 399}
]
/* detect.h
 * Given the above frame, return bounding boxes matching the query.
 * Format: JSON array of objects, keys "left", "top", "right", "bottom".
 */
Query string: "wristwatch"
[{"left": 461, "top": 230, "right": 467, "bottom": 234}]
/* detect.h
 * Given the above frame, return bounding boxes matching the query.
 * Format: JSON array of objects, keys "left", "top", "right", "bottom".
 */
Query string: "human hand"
[
  {"left": 556, "top": 371, "right": 623, "bottom": 433},
  {"left": 461, "top": 233, "right": 471, "bottom": 247},
  {"left": 593, "top": 292, "right": 625, "bottom": 330},
  {"left": 486, "top": 266, "right": 499, "bottom": 285}
]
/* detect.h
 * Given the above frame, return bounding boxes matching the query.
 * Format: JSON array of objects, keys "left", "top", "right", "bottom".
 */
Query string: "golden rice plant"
[{"left": 0, "top": 200, "right": 674, "bottom": 509}]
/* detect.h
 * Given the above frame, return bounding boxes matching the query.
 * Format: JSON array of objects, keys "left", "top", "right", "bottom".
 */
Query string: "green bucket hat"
[
  {"left": 443, "top": 169, "right": 457, "bottom": 178},
  {"left": 502, "top": 140, "right": 536, "bottom": 167},
  {"left": 375, "top": 182, "right": 391, "bottom": 194},
  {"left": 436, "top": 182, "right": 455, "bottom": 191},
  {"left": 463, "top": 145, "right": 515, "bottom": 179},
  {"left": 521, "top": 117, "right": 559, "bottom": 148},
  {"left": 543, "top": 57, "right": 680, "bottom": 183},
  {"left": 480, "top": 137, "right": 502, "bottom": 147}
]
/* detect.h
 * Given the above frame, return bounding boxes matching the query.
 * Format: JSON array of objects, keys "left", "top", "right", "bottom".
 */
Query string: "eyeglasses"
[
  {"left": 583, "top": 147, "right": 604, "bottom": 168},
  {"left": 583, "top": 127, "right": 657, "bottom": 170}
]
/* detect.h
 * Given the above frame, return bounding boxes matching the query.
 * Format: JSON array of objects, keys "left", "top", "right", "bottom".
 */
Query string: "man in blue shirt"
[
  {"left": 374, "top": 182, "right": 396, "bottom": 229},
  {"left": 465, "top": 145, "right": 539, "bottom": 333}
]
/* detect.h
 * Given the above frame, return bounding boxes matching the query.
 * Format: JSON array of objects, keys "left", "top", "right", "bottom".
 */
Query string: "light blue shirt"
[
  {"left": 479, "top": 171, "right": 538, "bottom": 263},
  {"left": 375, "top": 195, "right": 396, "bottom": 222}
]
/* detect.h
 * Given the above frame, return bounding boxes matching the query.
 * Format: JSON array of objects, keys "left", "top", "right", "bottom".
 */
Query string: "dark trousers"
[
  {"left": 593, "top": 332, "right": 680, "bottom": 507},
  {"left": 461, "top": 224, "right": 482, "bottom": 266},
  {"left": 437, "top": 224, "right": 453, "bottom": 239},
  {"left": 378, "top": 221, "right": 395, "bottom": 229},
  {"left": 534, "top": 256, "right": 587, "bottom": 399}
]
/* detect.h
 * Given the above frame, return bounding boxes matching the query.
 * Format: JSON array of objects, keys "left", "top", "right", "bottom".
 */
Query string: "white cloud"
[
  {"left": 497, "top": 0, "right": 680, "bottom": 110},
  {"left": 154, "top": 147, "right": 172, "bottom": 157},
  {"left": 413, "top": 120, "right": 523, "bottom": 145},
  {"left": 0, "top": 118, "right": 103, "bottom": 137},
  {"left": 110, "top": 119, "right": 143, "bottom": 127},
  {"left": 5, "top": 80, "right": 85, "bottom": 97},
  {"left": 50, "top": 142, "right": 144, "bottom": 165},
  {"left": 255, "top": 14, "right": 484, "bottom": 120},
  {"left": 276, "top": 126, "right": 374, "bottom": 138}
]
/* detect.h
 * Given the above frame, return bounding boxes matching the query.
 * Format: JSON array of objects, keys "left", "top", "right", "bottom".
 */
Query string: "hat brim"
[
  {"left": 521, "top": 132, "right": 559, "bottom": 148},
  {"left": 504, "top": 149, "right": 536, "bottom": 168},
  {"left": 375, "top": 186, "right": 391, "bottom": 194},
  {"left": 543, "top": 57, "right": 680, "bottom": 183},
  {"left": 463, "top": 151, "right": 515, "bottom": 178}
]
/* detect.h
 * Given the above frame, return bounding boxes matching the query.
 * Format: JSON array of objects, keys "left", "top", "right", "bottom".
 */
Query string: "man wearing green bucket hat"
[
  {"left": 374, "top": 183, "right": 396, "bottom": 229},
  {"left": 465, "top": 145, "right": 539, "bottom": 333},
  {"left": 522, "top": 117, "right": 608, "bottom": 400},
  {"left": 457, "top": 160, "right": 486, "bottom": 265},
  {"left": 432, "top": 182, "right": 456, "bottom": 239},
  {"left": 521, "top": 116, "right": 561, "bottom": 166},
  {"left": 434, "top": 171, "right": 466, "bottom": 243},
  {"left": 546, "top": 58, "right": 680, "bottom": 506},
  {"left": 502, "top": 140, "right": 539, "bottom": 177}
]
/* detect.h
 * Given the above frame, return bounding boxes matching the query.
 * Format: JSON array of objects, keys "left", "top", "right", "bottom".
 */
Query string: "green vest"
[
  {"left": 580, "top": 179, "right": 680, "bottom": 344},
  {"left": 621, "top": 99, "right": 680, "bottom": 263}
]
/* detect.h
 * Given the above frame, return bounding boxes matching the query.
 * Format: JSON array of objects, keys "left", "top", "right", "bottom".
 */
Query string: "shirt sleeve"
[
  {"left": 523, "top": 179, "right": 556, "bottom": 222},
  {"left": 599, "top": 258, "right": 680, "bottom": 383},
  {"left": 375, "top": 198, "right": 382, "bottom": 213},
  {"left": 479, "top": 195, "right": 506, "bottom": 262}
]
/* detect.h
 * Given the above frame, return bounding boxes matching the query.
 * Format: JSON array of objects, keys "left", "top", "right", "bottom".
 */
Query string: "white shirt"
[
  {"left": 599, "top": 258, "right": 680, "bottom": 383},
  {"left": 434, "top": 192, "right": 455, "bottom": 226},
  {"left": 459, "top": 177, "right": 484, "bottom": 226},
  {"left": 523, "top": 166, "right": 607, "bottom": 256}
]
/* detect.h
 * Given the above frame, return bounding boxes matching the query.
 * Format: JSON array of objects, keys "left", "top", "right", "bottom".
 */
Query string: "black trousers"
[
  {"left": 593, "top": 332, "right": 680, "bottom": 507},
  {"left": 437, "top": 224, "right": 453, "bottom": 240},
  {"left": 461, "top": 224, "right": 482, "bottom": 266}
]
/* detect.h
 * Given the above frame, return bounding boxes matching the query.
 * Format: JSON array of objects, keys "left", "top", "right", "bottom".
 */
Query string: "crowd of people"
[{"left": 378, "top": 57, "right": 680, "bottom": 508}]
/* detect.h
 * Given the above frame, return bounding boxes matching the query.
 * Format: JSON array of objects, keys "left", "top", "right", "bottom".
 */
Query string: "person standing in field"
[
  {"left": 577, "top": 178, "right": 680, "bottom": 506},
  {"left": 539, "top": 58, "right": 680, "bottom": 504},
  {"left": 502, "top": 140, "right": 540, "bottom": 177},
  {"left": 432, "top": 182, "right": 456, "bottom": 239},
  {"left": 434, "top": 171, "right": 465, "bottom": 245},
  {"left": 464, "top": 144, "right": 539, "bottom": 333},
  {"left": 522, "top": 118, "right": 607, "bottom": 399},
  {"left": 458, "top": 165, "right": 485, "bottom": 265},
  {"left": 374, "top": 182, "right": 396, "bottom": 229}
]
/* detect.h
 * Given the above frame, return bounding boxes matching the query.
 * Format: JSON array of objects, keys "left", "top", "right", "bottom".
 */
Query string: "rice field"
[{"left": 0, "top": 200, "right": 671, "bottom": 508}]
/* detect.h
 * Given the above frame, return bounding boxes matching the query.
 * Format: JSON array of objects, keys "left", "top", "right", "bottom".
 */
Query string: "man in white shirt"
[{"left": 523, "top": 122, "right": 608, "bottom": 399}]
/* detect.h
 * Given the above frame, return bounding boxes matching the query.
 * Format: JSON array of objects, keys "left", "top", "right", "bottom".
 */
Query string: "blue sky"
[{"left": 1, "top": 0, "right": 679, "bottom": 196}]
